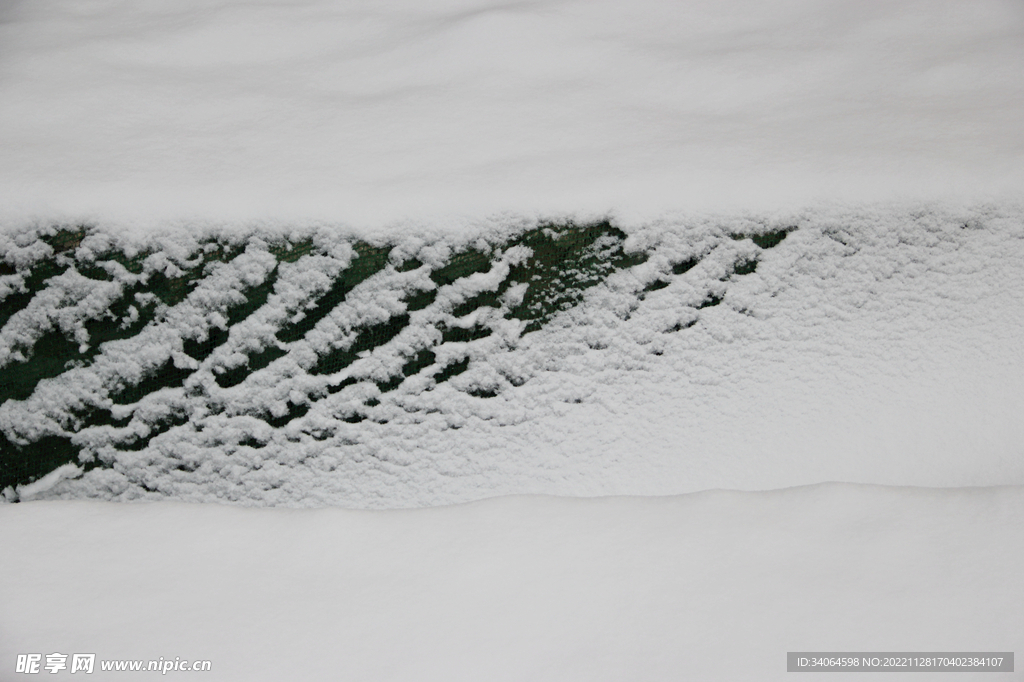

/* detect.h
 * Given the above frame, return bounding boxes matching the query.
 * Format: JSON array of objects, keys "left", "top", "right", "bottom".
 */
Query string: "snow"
[
  {"left": 3, "top": 205, "right": 1022, "bottom": 506},
  {"left": 0, "top": 0, "right": 1022, "bottom": 227},
  {"left": 2, "top": 484, "right": 1021, "bottom": 681},
  {"left": 2, "top": 1, "right": 1023, "bottom": 678}
]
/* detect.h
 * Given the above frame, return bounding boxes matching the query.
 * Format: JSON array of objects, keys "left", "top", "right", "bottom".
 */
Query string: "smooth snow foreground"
[{"left": 2, "top": 484, "right": 1021, "bottom": 681}]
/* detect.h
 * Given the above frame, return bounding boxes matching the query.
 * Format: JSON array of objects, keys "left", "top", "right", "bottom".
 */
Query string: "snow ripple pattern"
[{"left": 1, "top": 206, "right": 1022, "bottom": 505}]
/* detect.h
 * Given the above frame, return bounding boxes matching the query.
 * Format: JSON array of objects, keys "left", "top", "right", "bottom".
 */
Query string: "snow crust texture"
[{"left": 2, "top": 205, "right": 1023, "bottom": 506}]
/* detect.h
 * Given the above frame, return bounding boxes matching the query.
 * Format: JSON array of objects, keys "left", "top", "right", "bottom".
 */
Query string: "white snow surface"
[
  {"left": 2, "top": 3, "right": 1024, "bottom": 676},
  {"left": 0, "top": 0, "right": 1023, "bottom": 227},
  {"left": 2, "top": 484, "right": 1022, "bottom": 681},
  {"left": 2, "top": 205, "right": 1020, "bottom": 506}
]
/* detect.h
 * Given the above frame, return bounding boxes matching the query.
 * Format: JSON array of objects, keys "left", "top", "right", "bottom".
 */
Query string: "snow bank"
[
  {"left": 1, "top": 484, "right": 1021, "bottom": 681},
  {"left": 1, "top": 0, "right": 1022, "bottom": 227}
]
